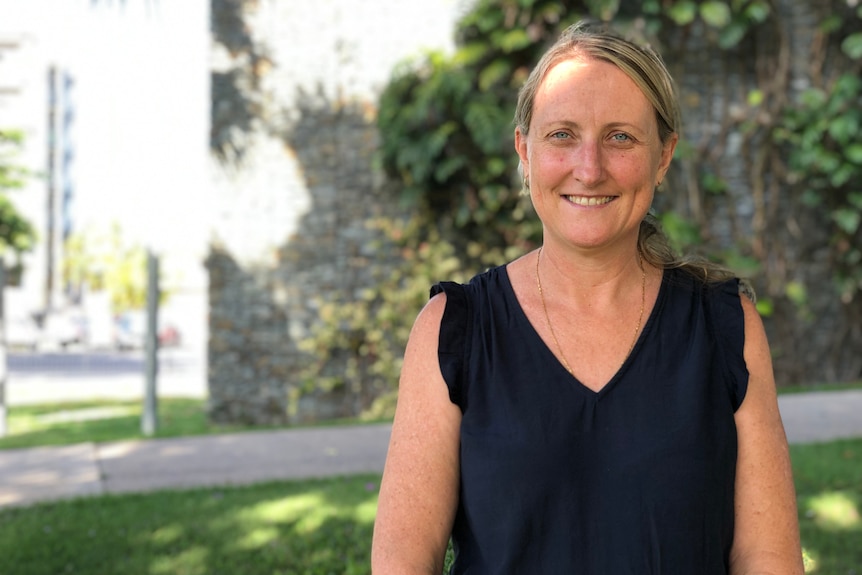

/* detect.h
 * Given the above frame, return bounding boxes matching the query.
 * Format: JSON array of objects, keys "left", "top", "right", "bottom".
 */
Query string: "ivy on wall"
[
  {"left": 776, "top": 72, "right": 862, "bottom": 304},
  {"left": 299, "top": 0, "right": 862, "bottom": 417}
]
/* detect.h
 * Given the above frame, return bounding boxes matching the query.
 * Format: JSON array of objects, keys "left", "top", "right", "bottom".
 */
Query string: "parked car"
[
  {"left": 114, "top": 311, "right": 181, "bottom": 350},
  {"left": 114, "top": 311, "right": 146, "bottom": 350},
  {"left": 158, "top": 323, "right": 182, "bottom": 348},
  {"left": 42, "top": 308, "right": 89, "bottom": 349},
  {"left": 5, "top": 315, "right": 41, "bottom": 351}
]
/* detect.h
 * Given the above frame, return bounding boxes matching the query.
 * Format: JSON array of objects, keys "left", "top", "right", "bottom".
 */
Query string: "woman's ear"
[
  {"left": 657, "top": 133, "right": 678, "bottom": 183},
  {"left": 515, "top": 127, "right": 529, "bottom": 176}
]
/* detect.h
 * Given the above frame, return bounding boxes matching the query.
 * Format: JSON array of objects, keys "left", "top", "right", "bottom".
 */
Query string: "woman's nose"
[{"left": 571, "top": 141, "right": 604, "bottom": 186}]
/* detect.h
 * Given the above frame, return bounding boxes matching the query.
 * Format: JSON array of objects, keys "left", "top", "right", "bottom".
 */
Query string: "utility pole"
[
  {"left": 141, "top": 250, "right": 159, "bottom": 436},
  {"left": 45, "top": 67, "right": 58, "bottom": 312}
]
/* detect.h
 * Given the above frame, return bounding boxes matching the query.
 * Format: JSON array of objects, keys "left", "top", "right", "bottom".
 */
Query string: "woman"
[{"left": 372, "top": 21, "right": 803, "bottom": 574}]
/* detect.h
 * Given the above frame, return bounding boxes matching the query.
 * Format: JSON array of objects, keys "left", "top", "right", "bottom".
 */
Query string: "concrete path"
[
  {"left": 0, "top": 424, "right": 391, "bottom": 508},
  {"left": 778, "top": 389, "right": 862, "bottom": 444},
  {"left": 1, "top": 390, "right": 861, "bottom": 509}
]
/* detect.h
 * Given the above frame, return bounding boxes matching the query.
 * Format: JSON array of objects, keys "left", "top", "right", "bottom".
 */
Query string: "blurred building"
[
  {"left": 0, "top": 0, "right": 209, "bottom": 347},
  {"left": 1, "top": 0, "right": 467, "bottom": 419}
]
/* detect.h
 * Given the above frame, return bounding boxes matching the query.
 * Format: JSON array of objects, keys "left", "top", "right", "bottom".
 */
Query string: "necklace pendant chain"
[{"left": 535, "top": 247, "right": 646, "bottom": 376}]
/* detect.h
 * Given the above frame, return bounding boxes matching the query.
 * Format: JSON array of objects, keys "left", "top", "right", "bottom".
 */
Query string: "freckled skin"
[{"left": 515, "top": 57, "right": 676, "bottom": 256}]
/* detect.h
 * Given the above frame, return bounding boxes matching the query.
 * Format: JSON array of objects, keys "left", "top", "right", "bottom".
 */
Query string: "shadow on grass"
[{"left": 0, "top": 475, "right": 380, "bottom": 575}]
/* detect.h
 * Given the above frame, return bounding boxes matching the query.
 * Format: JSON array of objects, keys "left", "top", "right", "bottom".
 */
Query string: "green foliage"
[
  {"left": 298, "top": 217, "right": 473, "bottom": 419},
  {"left": 0, "top": 130, "right": 37, "bottom": 259},
  {"left": 657, "top": 211, "right": 702, "bottom": 253},
  {"left": 842, "top": 31, "right": 862, "bottom": 59},
  {"left": 774, "top": 72, "right": 862, "bottom": 303},
  {"left": 0, "top": 131, "right": 27, "bottom": 189},
  {"left": 63, "top": 223, "right": 163, "bottom": 313},
  {"left": 378, "top": 0, "right": 580, "bottom": 262},
  {"left": 0, "top": 195, "right": 36, "bottom": 254},
  {"left": 642, "top": 0, "right": 772, "bottom": 49}
]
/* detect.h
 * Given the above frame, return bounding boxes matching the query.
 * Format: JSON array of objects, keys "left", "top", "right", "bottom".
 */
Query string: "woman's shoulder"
[
  {"left": 664, "top": 266, "right": 744, "bottom": 299},
  {"left": 432, "top": 262, "right": 511, "bottom": 297}
]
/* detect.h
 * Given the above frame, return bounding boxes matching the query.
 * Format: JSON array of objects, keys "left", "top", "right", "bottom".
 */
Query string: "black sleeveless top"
[{"left": 431, "top": 265, "right": 748, "bottom": 574}]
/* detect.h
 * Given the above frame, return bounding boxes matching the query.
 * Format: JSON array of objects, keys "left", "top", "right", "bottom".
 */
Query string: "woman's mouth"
[{"left": 564, "top": 195, "right": 615, "bottom": 206}]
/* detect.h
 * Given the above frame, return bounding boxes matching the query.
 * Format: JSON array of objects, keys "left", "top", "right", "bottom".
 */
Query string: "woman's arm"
[
  {"left": 371, "top": 293, "right": 462, "bottom": 574},
  {"left": 729, "top": 296, "right": 804, "bottom": 575}
]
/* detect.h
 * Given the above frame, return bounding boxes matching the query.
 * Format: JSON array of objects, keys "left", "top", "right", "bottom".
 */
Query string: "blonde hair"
[
  {"left": 515, "top": 21, "right": 751, "bottom": 296},
  {"left": 514, "top": 21, "right": 679, "bottom": 143}
]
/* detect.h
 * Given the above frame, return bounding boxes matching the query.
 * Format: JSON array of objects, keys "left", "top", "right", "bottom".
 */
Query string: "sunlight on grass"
[
  {"left": 250, "top": 492, "right": 327, "bottom": 523},
  {"left": 237, "top": 526, "right": 280, "bottom": 549},
  {"left": 294, "top": 500, "right": 341, "bottom": 533},
  {"left": 802, "top": 547, "right": 818, "bottom": 573},
  {"left": 6, "top": 402, "right": 140, "bottom": 435},
  {"left": 227, "top": 490, "right": 361, "bottom": 550},
  {"left": 803, "top": 491, "right": 861, "bottom": 531},
  {"left": 0, "top": 473, "right": 377, "bottom": 574},
  {"left": 0, "top": 398, "right": 214, "bottom": 449},
  {"left": 354, "top": 498, "right": 378, "bottom": 523},
  {"left": 36, "top": 406, "right": 138, "bottom": 424},
  {"left": 150, "top": 523, "right": 184, "bottom": 545},
  {"left": 150, "top": 546, "right": 209, "bottom": 575}
]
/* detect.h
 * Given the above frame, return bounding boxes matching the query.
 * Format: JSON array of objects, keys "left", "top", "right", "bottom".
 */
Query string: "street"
[{"left": 4, "top": 347, "right": 207, "bottom": 405}]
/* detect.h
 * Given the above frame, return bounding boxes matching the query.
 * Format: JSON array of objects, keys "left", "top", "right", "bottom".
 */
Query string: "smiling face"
[{"left": 515, "top": 56, "right": 677, "bottom": 254}]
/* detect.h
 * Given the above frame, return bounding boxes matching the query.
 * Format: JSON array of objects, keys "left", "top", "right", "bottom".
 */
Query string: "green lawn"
[
  {"left": 0, "top": 475, "right": 380, "bottom": 575},
  {"left": 0, "top": 398, "right": 240, "bottom": 450},
  {"left": 0, "top": 396, "right": 860, "bottom": 573},
  {"left": 0, "top": 398, "right": 386, "bottom": 450},
  {"left": 792, "top": 438, "right": 862, "bottom": 573},
  {"left": 0, "top": 440, "right": 858, "bottom": 574}
]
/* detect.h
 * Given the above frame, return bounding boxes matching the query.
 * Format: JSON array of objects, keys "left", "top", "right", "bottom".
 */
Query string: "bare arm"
[
  {"left": 371, "top": 293, "right": 462, "bottom": 574},
  {"left": 729, "top": 296, "right": 804, "bottom": 575}
]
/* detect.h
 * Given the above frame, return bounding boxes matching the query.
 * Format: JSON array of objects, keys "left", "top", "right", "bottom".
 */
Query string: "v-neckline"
[{"left": 497, "top": 263, "right": 668, "bottom": 398}]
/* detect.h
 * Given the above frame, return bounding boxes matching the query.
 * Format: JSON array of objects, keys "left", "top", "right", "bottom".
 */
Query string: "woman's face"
[{"left": 515, "top": 56, "right": 677, "bottom": 254}]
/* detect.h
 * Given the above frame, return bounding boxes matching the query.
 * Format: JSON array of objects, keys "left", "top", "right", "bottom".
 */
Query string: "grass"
[
  {"left": 0, "top": 398, "right": 389, "bottom": 450},
  {"left": 0, "top": 398, "right": 240, "bottom": 450},
  {"left": 792, "top": 438, "right": 862, "bottom": 573},
  {"left": 0, "top": 440, "right": 858, "bottom": 574},
  {"left": 0, "top": 474, "right": 381, "bottom": 575}
]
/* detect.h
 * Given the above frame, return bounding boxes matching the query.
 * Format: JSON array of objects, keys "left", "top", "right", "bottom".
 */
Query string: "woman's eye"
[
  {"left": 611, "top": 133, "right": 631, "bottom": 142},
  {"left": 551, "top": 131, "right": 570, "bottom": 139}
]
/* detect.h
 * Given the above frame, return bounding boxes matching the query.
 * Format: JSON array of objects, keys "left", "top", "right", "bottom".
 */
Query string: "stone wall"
[
  {"left": 657, "top": 3, "right": 862, "bottom": 384},
  {"left": 207, "top": 1, "right": 861, "bottom": 425},
  {"left": 206, "top": 0, "right": 464, "bottom": 424}
]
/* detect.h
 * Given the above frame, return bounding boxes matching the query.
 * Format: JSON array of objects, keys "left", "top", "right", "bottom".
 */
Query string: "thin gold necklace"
[{"left": 535, "top": 247, "right": 646, "bottom": 374}]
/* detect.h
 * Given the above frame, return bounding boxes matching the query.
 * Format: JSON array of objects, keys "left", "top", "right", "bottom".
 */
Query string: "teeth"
[{"left": 566, "top": 196, "right": 614, "bottom": 206}]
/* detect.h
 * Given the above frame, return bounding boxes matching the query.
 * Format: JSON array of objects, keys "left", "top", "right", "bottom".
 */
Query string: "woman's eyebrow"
[{"left": 540, "top": 119, "right": 650, "bottom": 135}]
